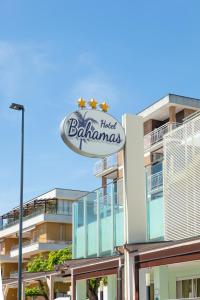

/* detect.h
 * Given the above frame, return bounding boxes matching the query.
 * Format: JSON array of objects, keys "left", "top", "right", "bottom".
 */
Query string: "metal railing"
[
  {"left": 147, "top": 171, "right": 163, "bottom": 194},
  {"left": 10, "top": 271, "right": 18, "bottom": 278},
  {"left": 10, "top": 239, "right": 71, "bottom": 251},
  {"left": 0, "top": 208, "right": 72, "bottom": 231},
  {"left": 144, "top": 122, "right": 181, "bottom": 151},
  {"left": 93, "top": 154, "right": 118, "bottom": 176}
]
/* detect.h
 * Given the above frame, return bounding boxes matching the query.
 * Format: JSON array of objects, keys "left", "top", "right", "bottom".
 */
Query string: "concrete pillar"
[
  {"left": 47, "top": 275, "right": 54, "bottom": 300},
  {"left": 153, "top": 266, "right": 169, "bottom": 300},
  {"left": 102, "top": 175, "right": 107, "bottom": 188},
  {"left": 169, "top": 106, "right": 176, "bottom": 123},
  {"left": 122, "top": 114, "right": 146, "bottom": 300},
  {"left": 22, "top": 282, "right": 25, "bottom": 300},
  {"left": 139, "top": 269, "right": 150, "bottom": 300},
  {"left": 107, "top": 274, "right": 117, "bottom": 300},
  {"left": 3, "top": 284, "right": 9, "bottom": 300},
  {"left": 76, "top": 279, "right": 87, "bottom": 300},
  {"left": 122, "top": 114, "right": 146, "bottom": 244}
]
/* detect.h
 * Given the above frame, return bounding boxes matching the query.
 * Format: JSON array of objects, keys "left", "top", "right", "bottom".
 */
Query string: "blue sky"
[{"left": 0, "top": 0, "right": 200, "bottom": 213}]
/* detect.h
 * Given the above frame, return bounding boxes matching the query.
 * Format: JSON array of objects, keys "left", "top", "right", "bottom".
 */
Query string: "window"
[
  {"left": 57, "top": 200, "right": 72, "bottom": 216},
  {"left": 176, "top": 278, "right": 200, "bottom": 298},
  {"left": 59, "top": 224, "right": 66, "bottom": 241},
  {"left": 151, "top": 161, "right": 162, "bottom": 175}
]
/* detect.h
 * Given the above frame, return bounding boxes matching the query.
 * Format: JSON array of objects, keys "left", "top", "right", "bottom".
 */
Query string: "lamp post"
[{"left": 10, "top": 103, "right": 25, "bottom": 300}]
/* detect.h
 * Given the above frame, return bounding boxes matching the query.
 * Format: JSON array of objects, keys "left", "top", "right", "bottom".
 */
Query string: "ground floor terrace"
[
  {"left": 121, "top": 236, "right": 200, "bottom": 300},
  {"left": 2, "top": 256, "right": 121, "bottom": 300},
  {"left": 4, "top": 236, "right": 200, "bottom": 300},
  {"left": 70, "top": 256, "right": 123, "bottom": 300},
  {"left": 3, "top": 269, "right": 71, "bottom": 300},
  {"left": 70, "top": 236, "right": 200, "bottom": 300}
]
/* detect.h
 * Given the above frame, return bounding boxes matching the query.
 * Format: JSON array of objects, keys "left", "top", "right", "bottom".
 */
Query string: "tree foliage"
[
  {"left": 27, "top": 246, "right": 72, "bottom": 272},
  {"left": 47, "top": 246, "right": 72, "bottom": 270},
  {"left": 27, "top": 254, "right": 48, "bottom": 272},
  {"left": 26, "top": 246, "right": 108, "bottom": 300},
  {"left": 87, "top": 277, "right": 107, "bottom": 300}
]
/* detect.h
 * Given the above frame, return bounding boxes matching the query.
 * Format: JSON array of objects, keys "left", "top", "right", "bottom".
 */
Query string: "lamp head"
[{"left": 10, "top": 103, "right": 24, "bottom": 111}]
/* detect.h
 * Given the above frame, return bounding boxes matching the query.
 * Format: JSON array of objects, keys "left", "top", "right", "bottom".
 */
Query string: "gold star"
[
  {"left": 89, "top": 98, "right": 98, "bottom": 109},
  {"left": 100, "top": 101, "right": 109, "bottom": 112},
  {"left": 77, "top": 98, "right": 86, "bottom": 109}
]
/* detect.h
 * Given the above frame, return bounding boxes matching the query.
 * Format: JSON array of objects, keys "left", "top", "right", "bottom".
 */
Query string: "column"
[
  {"left": 153, "top": 266, "right": 169, "bottom": 300},
  {"left": 22, "top": 282, "right": 25, "bottom": 300},
  {"left": 47, "top": 275, "right": 54, "bottom": 300},
  {"left": 102, "top": 175, "right": 107, "bottom": 188},
  {"left": 169, "top": 106, "right": 176, "bottom": 124},
  {"left": 122, "top": 114, "right": 146, "bottom": 300},
  {"left": 107, "top": 274, "right": 117, "bottom": 300},
  {"left": 139, "top": 268, "right": 150, "bottom": 300},
  {"left": 76, "top": 279, "right": 87, "bottom": 300},
  {"left": 122, "top": 114, "right": 146, "bottom": 244}
]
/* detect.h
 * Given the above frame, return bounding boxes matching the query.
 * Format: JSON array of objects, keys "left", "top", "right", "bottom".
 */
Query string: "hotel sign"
[{"left": 60, "top": 109, "right": 125, "bottom": 158}]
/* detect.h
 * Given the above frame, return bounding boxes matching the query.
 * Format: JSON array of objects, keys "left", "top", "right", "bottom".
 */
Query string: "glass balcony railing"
[
  {"left": 144, "top": 122, "right": 181, "bottom": 152},
  {"left": 146, "top": 170, "right": 164, "bottom": 240},
  {"left": 73, "top": 179, "right": 124, "bottom": 259},
  {"left": 93, "top": 154, "right": 118, "bottom": 176}
]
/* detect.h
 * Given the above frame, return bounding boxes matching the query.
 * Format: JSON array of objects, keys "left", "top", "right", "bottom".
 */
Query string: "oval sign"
[{"left": 60, "top": 109, "right": 125, "bottom": 158}]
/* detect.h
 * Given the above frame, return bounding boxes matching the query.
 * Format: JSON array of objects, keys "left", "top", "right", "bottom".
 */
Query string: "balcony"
[
  {"left": 144, "top": 122, "right": 181, "bottom": 153},
  {"left": 0, "top": 199, "right": 73, "bottom": 238},
  {"left": 10, "top": 239, "right": 71, "bottom": 258},
  {"left": 93, "top": 154, "right": 118, "bottom": 177}
]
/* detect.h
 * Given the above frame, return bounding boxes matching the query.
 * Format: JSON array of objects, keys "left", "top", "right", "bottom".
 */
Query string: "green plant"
[
  {"left": 47, "top": 246, "right": 72, "bottom": 271},
  {"left": 87, "top": 277, "right": 107, "bottom": 300},
  {"left": 27, "top": 246, "right": 72, "bottom": 272},
  {"left": 25, "top": 286, "right": 46, "bottom": 296},
  {"left": 27, "top": 255, "right": 48, "bottom": 272},
  {"left": 26, "top": 247, "right": 72, "bottom": 300}
]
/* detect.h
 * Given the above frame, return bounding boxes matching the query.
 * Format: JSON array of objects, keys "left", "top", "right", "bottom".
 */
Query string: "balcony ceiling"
[{"left": 138, "top": 94, "right": 200, "bottom": 122}]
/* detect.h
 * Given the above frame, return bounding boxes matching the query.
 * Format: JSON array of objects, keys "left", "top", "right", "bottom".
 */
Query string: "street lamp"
[{"left": 10, "top": 102, "right": 25, "bottom": 300}]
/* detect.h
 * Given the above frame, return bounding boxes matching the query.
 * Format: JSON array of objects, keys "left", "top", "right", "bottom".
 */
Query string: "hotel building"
[
  {"left": 4, "top": 93, "right": 200, "bottom": 300},
  {"left": 71, "top": 94, "right": 200, "bottom": 300},
  {"left": 1, "top": 188, "right": 87, "bottom": 299}
]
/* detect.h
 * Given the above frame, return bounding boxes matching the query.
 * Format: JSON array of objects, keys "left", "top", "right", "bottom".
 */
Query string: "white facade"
[{"left": 164, "top": 112, "right": 200, "bottom": 240}]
